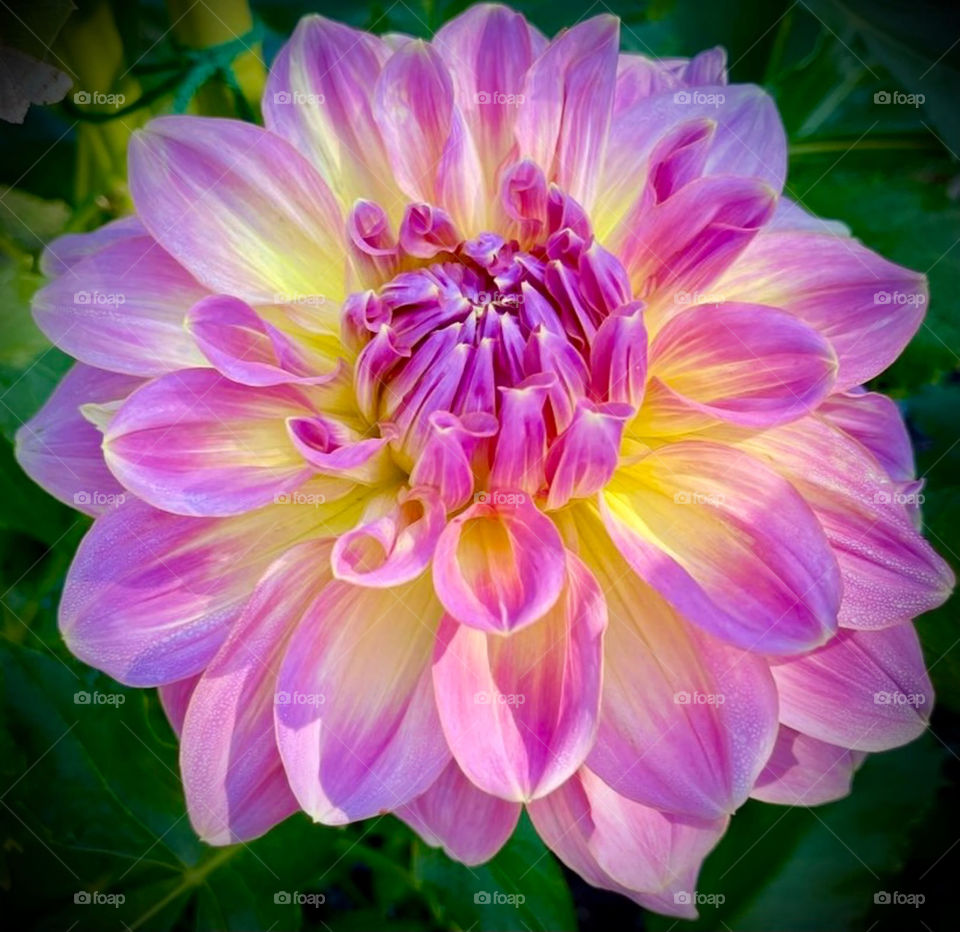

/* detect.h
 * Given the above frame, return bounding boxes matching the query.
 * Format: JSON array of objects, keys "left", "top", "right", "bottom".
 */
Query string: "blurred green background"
[{"left": 0, "top": 0, "right": 958, "bottom": 929}]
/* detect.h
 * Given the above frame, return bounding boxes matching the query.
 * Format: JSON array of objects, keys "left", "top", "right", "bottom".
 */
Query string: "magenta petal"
[
  {"left": 516, "top": 16, "right": 620, "bottom": 209},
  {"left": 589, "top": 301, "right": 647, "bottom": 407},
  {"left": 14, "top": 364, "right": 142, "bottom": 515},
  {"left": 59, "top": 499, "right": 327, "bottom": 686},
  {"left": 105, "top": 370, "right": 320, "bottom": 517},
  {"left": 602, "top": 441, "right": 841, "bottom": 655},
  {"left": 129, "top": 116, "right": 345, "bottom": 304},
  {"left": 275, "top": 573, "right": 450, "bottom": 823},
  {"left": 647, "top": 302, "right": 837, "bottom": 427},
  {"left": 397, "top": 759, "right": 521, "bottom": 865},
  {"left": 433, "top": 553, "right": 605, "bottom": 801},
  {"left": 33, "top": 235, "right": 209, "bottom": 376},
  {"left": 332, "top": 487, "right": 445, "bottom": 587},
  {"left": 578, "top": 511, "right": 778, "bottom": 818},
  {"left": 545, "top": 399, "right": 632, "bottom": 509},
  {"left": 819, "top": 390, "right": 914, "bottom": 481},
  {"left": 181, "top": 539, "right": 332, "bottom": 844},
  {"left": 186, "top": 295, "right": 335, "bottom": 385},
  {"left": 158, "top": 674, "right": 200, "bottom": 737},
  {"left": 263, "top": 15, "right": 396, "bottom": 209},
  {"left": 771, "top": 625, "right": 933, "bottom": 752},
  {"left": 432, "top": 495, "right": 566, "bottom": 633},
  {"left": 528, "top": 769, "right": 727, "bottom": 919},
  {"left": 714, "top": 230, "right": 928, "bottom": 389},
  {"left": 489, "top": 373, "right": 553, "bottom": 495},
  {"left": 751, "top": 726, "right": 863, "bottom": 807}
]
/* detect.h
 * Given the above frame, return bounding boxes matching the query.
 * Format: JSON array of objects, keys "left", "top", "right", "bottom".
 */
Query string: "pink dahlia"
[{"left": 16, "top": 4, "right": 954, "bottom": 918}]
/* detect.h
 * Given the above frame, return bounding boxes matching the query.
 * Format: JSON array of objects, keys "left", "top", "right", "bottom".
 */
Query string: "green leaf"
[{"left": 413, "top": 812, "right": 577, "bottom": 932}]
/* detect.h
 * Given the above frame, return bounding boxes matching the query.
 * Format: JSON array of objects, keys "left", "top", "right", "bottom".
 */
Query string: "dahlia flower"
[{"left": 16, "top": 4, "right": 953, "bottom": 918}]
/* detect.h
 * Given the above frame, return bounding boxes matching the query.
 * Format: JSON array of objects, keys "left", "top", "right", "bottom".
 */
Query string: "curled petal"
[
  {"left": 399, "top": 202, "right": 461, "bottom": 259},
  {"left": 287, "top": 415, "right": 394, "bottom": 484},
  {"left": 432, "top": 494, "right": 566, "bottom": 633},
  {"left": 545, "top": 399, "right": 632, "bottom": 509},
  {"left": 589, "top": 301, "right": 647, "bottom": 408},
  {"left": 490, "top": 373, "right": 553, "bottom": 495},
  {"left": 332, "top": 487, "right": 446, "bottom": 587},
  {"left": 432, "top": 552, "right": 606, "bottom": 801}
]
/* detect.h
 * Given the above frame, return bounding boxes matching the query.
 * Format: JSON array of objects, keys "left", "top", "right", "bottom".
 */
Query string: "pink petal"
[
  {"left": 432, "top": 552, "right": 605, "bottom": 801},
  {"left": 751, "top": 726, "right": 863, "bottom": 806},
  {"left": 331, "top": 487, "right": 446, "bottom": 587},
  {"left": 40, "top": 215, "right": 145, "bottom": 278},
  {"left": 545, "top": 400, "right": 632, "bottom": 509},
  {"left": 771, "top": 625, "right": 934, "bottom": 752},
  {"left": 432, "top": 494, "right": 566, "bottom": 633},
  {"left": 489, "top": 373, "right": 552, "bottom": 495},
  {"left": 732, "top": 416, "right": 952, "bottom": 628},
  {"left": 59, "top": 497, "right": 334, "bottom": 686},
  {"left": 528, "top": 768, "right": 727, "bottom": 919},
  {"left": 32, "top": 236, "right": 209, "bottom": 376},
  {"left": 433, "top": 5, "right": 544, "bottom": 192},
  {"left": 819, "top": 390, "right": 914, "bottom": 481},
  {"left": 276, "top": 573, "right": 450, "bottom": 823},
  {"left": 516, "top": 16, "right": 620, "bottom": 210},
  {"left": 374, "top": 41, "right": 483, "bottom": 233},
  {"left": 713, "top": 230, "right": 928, "bottom": 389},
  {"left": 181, "top": 539, "right": 332, "bottom": 844},
  {"left": 263, "top": 15, "right": 397, "bottom": 210},
  {"left": 614, "top": 175, "right": 776, "bottom": 310},
  {"left": 601, "top": 441, "right": 841, "bottom": 655},
  {"left": 185, "top": 295, "right": 337, "bottom": 386},
  {"left": 645, "top": 302, "right": 837, "bottom": 428},
  {"left": 589, "top": 302, "right": 647, "bottom": 407},
  {"left": 104, "top": 370, "right": 324, "bottom": 517},
  {"left": 158, "top": 674, "right": 200, "bottom": 737},
  {"left": 129, "top": 116, "right": 345, "bottom": 304},
  {"left": 397, "top": 759, "right": 521, "bottom": 865},
  {"left": 577, "top": 508, "right": 778, "bottom": 819},
  {"left": 14, "top": 364, "right": 142, "bottom": 515},
  {"left": 598, "top": 84, "right": 785, "bottom": 241}
]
